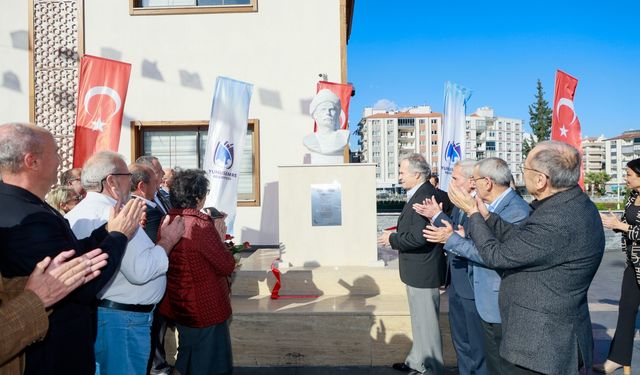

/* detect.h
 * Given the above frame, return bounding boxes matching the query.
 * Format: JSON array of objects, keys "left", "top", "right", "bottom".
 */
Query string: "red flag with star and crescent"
[
  {"left": 551, "top": 70, "right": 584, "bottom": 189},
  {"left": 73, "top": 55, "right": 131, "bottom": 168}
]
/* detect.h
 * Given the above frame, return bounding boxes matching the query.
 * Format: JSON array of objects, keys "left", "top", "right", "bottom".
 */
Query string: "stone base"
[{"left": 226, "top": 249, "right": 456, "bottom": 367}]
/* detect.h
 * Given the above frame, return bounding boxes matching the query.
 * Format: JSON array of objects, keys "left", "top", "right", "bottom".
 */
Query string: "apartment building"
[
  {"left": 360, "top": 105, "right": 525, "bottom": 188},
  {"left": 605, "top": 130, "right": 640, "bottom": 191},
  {"left": 581, "top": 136, "right": 606, "bottom": 174},
  {"left": 464, "top": 107, "right": 524, "bottom": 184},
  {"left": 360, "top": 106, "right": 441, "bottom": 189}
]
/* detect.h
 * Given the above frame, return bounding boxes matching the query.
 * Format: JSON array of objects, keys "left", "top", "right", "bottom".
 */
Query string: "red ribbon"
[
  {"left": 384, "top": 226, "right": 397, "bottom": 231},
  {"left": 270, "top": 261, "right": 320, "bottom": 300}
]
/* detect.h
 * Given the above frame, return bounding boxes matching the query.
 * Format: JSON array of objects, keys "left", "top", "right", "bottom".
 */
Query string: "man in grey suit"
[
  {"left": 421, "top": 158, "right": 531, "bottom": 374},
  {"left": 378, "top": 153, "right": 448, "bottom": 375},
  {"left": 448, "top": 141, "right": 605, "bottom": 374}
]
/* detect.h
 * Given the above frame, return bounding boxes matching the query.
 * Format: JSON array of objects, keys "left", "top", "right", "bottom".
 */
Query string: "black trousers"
[
  {"left": 480, "top": 320, "right": 520, "bottom": 375},
  {"left": 608, "top": 264, "right": 640, "bottom": 366}
]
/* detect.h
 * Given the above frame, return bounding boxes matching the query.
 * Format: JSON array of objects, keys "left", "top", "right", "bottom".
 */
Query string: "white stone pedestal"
[{"left": 278, "top": 164, "right": 378, "bottom": 267}]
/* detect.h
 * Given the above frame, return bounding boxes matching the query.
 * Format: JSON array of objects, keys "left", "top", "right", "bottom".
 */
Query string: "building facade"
[
  {"left": 464, "top": 106, "right": 524, "bottom": 185},
  {"left": 1, "top": 0, "right": 355, "bottom": 245},
  {"left": 605, "top": 131, "right": 640, "bottom": 191},
  {"left": 581, "top": 135, "right": 606, "bottom": 174},
  {"left": 360, "top": 106, "right": 441, "bottom": 189},
  {"left": 360, "top": 105, "right": 524, "bottom": 188}
]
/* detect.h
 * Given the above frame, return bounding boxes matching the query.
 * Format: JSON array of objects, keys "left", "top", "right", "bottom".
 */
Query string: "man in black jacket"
[
  {"left": 378, "top": 153, "right": 448, "bottom": 375},
  {"left": 0, "top": 123, "right": 144, "bottom": 375}
]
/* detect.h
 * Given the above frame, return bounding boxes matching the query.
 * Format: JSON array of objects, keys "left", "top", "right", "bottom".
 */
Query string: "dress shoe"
[
  {"left": 392, "top": 363, "right": 415, "bottom": 373},
  {"left": 593, "top": 359, "right": 622, "bottom": 374}
]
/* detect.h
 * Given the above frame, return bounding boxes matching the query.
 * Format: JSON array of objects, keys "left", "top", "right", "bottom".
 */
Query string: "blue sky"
[{"left": 347, "top": 0, "right": 640, "bottom": 150}]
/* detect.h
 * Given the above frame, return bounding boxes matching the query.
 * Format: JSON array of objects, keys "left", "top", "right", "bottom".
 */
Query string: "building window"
[
  {"left": 132, "top": 120, "right": 260, "bottom": 206},
  {"left": 398, "top": 118, "right": 415, "bottom": 126},
  {"left": 419, "top": 119, "right": 426, "bottom": 124},
  {"left": 386, "top": 120, "right": 394, "bottom": 125},
  {"left": 486, "top": 141, "right": 496, "bottom": 151},
  {"left": 130, "top": 0, "right": 257, "bottom": 15}
]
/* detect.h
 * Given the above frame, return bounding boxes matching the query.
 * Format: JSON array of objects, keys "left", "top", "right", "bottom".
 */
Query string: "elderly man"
[
  {"left": 65, "top": 151, "right": 184, "bottom": 375},
  {"left": 130, "top": 164, "right": 165, "bottom": 242},
  {"left": 0, "top": 123, "right": 143, "bottom": 375},
  {"left": 414, "top": 160, "right": 487, "bottom": 375},
  {"left": 135, "top": 155, "right": 175, "bottom": 374},
  {"left": 61, "top": 167, "right": 87, "bottom": 198},
  {"left": 448, "top": 141, "right": 604, "bottom": 374},
  {"left": 136, "top": 155, "right": 171, "bottom": 214},
  {"left": 378, "top": 153, "right": 449, "bottom": 375},
  {"left": 420, "top": 158, "right": 531, "bottom": 374}
]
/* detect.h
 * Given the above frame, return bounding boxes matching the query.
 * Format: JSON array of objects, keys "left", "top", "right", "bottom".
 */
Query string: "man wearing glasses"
[
  {"left": 61, "top": 167, "right": 87, "bottom": 199},
  {"left": 447, "top": 141, "right": 604, "bottom": 374},
  {"left": 414, "top": 160, "right": 488, "bottom": 375},
  {"left": 65, "top": 151, "right": 185, "bottom": 375},
  {"left": 422, "top": 158, "right": 531, "bottom": 374},
  {"left": 0, "top": 123, "right": 143, "bottom": 374}
]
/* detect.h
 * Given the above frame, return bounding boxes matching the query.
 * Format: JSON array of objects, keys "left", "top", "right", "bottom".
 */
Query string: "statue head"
[{"left": 309, "top": 89, "right": 341, "bottom": 134}]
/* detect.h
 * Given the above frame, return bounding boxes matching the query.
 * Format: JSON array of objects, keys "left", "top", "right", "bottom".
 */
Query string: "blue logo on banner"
[
  {"left": 445, "top": 141, "right": 462, "bottom": 163},
  {"left": 213, "top": 141, "right": 234, "bottom": 169}
]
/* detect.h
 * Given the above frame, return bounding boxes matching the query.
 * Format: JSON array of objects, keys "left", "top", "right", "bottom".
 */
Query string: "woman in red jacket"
[{"left": 158, "top": 169, "right": 236, "bottom": 375}]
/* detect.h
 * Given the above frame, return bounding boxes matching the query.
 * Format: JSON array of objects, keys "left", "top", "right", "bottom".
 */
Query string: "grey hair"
[
  {"left": 529, "top": 140, "right": 581, "bottom": 189},
  {"left": 136, "top": 155, "right": 158, "bottom": 167},
  {"left": 0, "top": 123, "right": 47, "bottom": 173},
  {"left": 81, "top": 151, "right": 123, "bottom": 191},
  {"left": 400, "top": 153, "right": 431, "bottom": 182},
  {"left": 129, "top": 164, "right": 153, "bottom": 192},
  {"left": 455, "top": 159, "right": 477, "bottom": 178},
  {"left": 476, "top": 157, "right": 512, "bottom": 187}
]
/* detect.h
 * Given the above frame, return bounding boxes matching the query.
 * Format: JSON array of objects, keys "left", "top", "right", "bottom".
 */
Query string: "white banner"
[
  {"left": 203, "top": 76, "right": 253, "bottom": 234},
  {"left": 439, "top": 81, "right": 471, "bottom": 191}
]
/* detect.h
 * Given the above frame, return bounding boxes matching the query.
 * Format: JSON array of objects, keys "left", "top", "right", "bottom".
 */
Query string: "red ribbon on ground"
[{"left": 270, "top": 260, "right": 320, "bottom": 300}]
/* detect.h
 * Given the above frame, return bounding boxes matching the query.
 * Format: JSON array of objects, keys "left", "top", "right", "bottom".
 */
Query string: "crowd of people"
[
  {"left": 0, "top": 123, "right": 234, "bottom": 375},
  {"left": 1, "top": 120, "right": 638, "bottom": 375},
  {"left": 379, "top": 141, "right": 639, "bottom": 375}
]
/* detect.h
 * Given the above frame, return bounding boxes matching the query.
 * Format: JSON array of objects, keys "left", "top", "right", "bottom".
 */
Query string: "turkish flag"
[
  {"left": 551, "top": 70, "right": 584, "bottom": 189},
  {"left": 315, "top": 81, "right": 353, "bottom": 132},
  {"left": 73, "top": 55, "right": 131, "bottom": 168}
]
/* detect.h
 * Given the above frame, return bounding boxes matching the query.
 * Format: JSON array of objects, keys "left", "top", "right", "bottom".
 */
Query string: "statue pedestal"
[{"left": 278, "top": 163, "right": 379, "bottom": 267}]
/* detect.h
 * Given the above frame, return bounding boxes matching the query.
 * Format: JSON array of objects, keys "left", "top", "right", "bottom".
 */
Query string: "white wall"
[
  {"left": 83, "top": 0, "right": 344, "bottom": 245},
  {"left": 0, "top": 0, "right": 29, "bottom": 123}
]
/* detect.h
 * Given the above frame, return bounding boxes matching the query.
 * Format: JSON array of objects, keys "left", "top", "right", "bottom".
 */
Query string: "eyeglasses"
[
  {"left": 98, "top": 173, "right": 133, "bottom": 193},
  {"left": 471, "top": 176, "right": 488, "bottom": 183},
  {"left": 519, "top": 165, "right": 549, "bottom": 179},
  {"left": 65, "top": 195, "right": 82, "bottom": 204}
]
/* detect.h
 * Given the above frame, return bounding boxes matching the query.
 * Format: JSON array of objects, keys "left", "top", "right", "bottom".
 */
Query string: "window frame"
[
  {"left": 131, "top": 119, "right": 261, "bottom": 207},
  {"left": 129, "top": 0, "right": 257, "bottom": 16}
]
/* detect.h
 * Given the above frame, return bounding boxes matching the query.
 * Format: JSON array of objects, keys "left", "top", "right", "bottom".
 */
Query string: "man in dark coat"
[
  {"left": 0, "top": 123, "right": 144, "bottom": 375},
  {"left": 378, "top": 153, "right": 448, "bottom": 375},
  {"left": 448, "top": 141, "right": 605, "bottom": 374}
]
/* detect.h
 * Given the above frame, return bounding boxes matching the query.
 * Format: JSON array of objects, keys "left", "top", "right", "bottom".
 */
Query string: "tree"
[
  {"left": 523, "top": 79, "right": 552, "bottom": 157},
  {"left": 584, "top": 171, "right": 611, "bottom": 196}
]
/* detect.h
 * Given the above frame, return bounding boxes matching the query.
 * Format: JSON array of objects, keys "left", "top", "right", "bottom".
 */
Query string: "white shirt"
[
  {"left": 407, "top": 182, "right": 424, "bottom": 201},
  {"left": 65, "top": 192, "right": 169, "bottom": 305}
]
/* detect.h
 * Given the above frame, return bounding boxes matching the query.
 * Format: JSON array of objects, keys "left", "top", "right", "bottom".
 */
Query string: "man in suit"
[
  {"left": 422, "top": 158, "right": 531, "bottom": 374},
  {"left": 416, "top": 160, "right": 487, "bottom": 375},
  {"left": 130, "top": 164, "right": 165, "bottom": 242},
  {"left": 378, "top": 153, "right": 448, "bottom": 375},
  {"left": 135, "top": 155, "right": 174, "bottom": 375},
  {"left": 0, "top": 123, "right": 143, "bottom": 374},
  {"left": 448, "top": 141, "right": 605, "bottom": 374}
]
